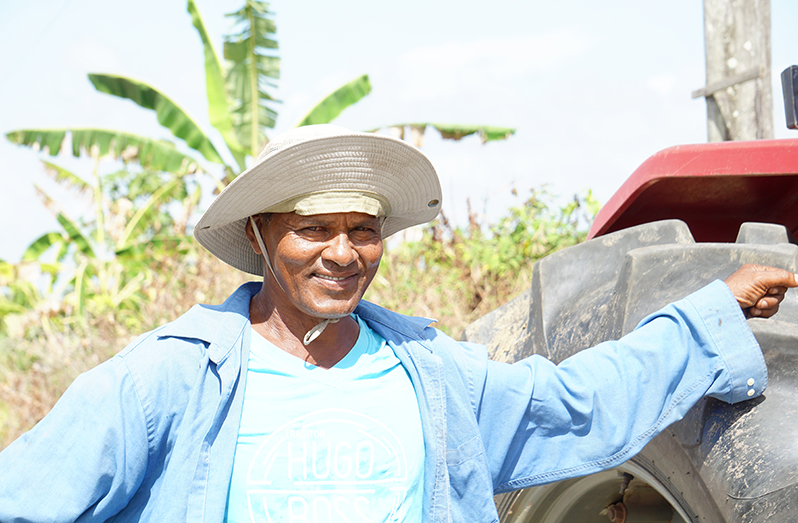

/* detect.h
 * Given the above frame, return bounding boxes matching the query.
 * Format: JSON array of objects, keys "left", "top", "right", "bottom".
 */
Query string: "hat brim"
[{"left": 194, "top": 132, "right": 442, "bottom": 276}]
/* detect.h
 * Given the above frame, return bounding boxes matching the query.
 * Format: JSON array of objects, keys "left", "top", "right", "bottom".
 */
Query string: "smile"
[{"left": 314, "top": 274, "right": 351, "bottom": 281}]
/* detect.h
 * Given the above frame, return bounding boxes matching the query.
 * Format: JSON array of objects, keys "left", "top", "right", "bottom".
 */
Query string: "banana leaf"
[
  {"left": 56, "top": 213, "right": 95, "bottom": 259},
  {"left": 0, "top": 260, "right": 14, "bottom": 285},
  {"left": 88, "top": 74, "right": 224, "bottom": 166},
  {"left": 22, "top": 232, "right": 65, "bottom": 262},
  {"left": 117, "top": 178, "right": 180, "bottom": 249},
  {"left": 224, "top": 0, "right": 280, "bottom": 157},
  {"left": 295, "top": 75, "right": 372, "bottom": 127},
  {"left": 73, "top": 260, "right": 88, "bottom": 317},
  {"left": 0, "top": 300, "right": 27, "bottom": 316},
  {"left": 39, "top": 262, "right": 61, "bottom": 278},
  {"left": 42, "top": 161, "right": 91, "bottom": 196},
  {"left": 187, "top": 0, "right": 246, "bottom": 171},
  {"left": 7, "top": 129, "right": 203, "bottom": 174},
  {"left": 370, "top": 123, "right": 516, "bottom": 145}
]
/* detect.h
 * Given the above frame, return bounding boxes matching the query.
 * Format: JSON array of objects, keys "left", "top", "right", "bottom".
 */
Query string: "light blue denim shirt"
[{"left": 0, "top": 280, "right": 765, "bottom": 522}]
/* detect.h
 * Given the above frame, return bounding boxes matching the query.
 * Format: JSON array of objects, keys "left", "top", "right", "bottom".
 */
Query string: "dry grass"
[
  {"left": 0, "top": 249, "right": 252, "bottom": 449},
  {"left": 366, "top": 246, "right": 534, "bottom": 338}
]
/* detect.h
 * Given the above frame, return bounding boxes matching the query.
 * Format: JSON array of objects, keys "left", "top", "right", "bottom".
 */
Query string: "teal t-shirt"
[{"left": 224, "top": 315, "right": 425, "bottom": 522}]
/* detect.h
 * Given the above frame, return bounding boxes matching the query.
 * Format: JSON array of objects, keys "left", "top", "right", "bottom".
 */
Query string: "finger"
[
  {"left": 756, "top": 295, "right": 784, "bottom": 310},
  {"left": 754, "top": 267, "right": 798, "bottom": 289},
  {"left": 768, "top": 286, "right": 788, "bottom": 295},
  {"left": 751, "top": 306, "right": 779, "bottom": 318}
]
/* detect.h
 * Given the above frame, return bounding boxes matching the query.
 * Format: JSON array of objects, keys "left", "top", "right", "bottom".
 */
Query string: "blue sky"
[{"left": 1, "top": 0, "right": 796, "bottom": 262}]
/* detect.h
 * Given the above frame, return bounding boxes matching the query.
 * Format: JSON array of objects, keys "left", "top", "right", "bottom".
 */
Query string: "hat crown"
[{"left": 257, "top": 124, "right": 351, "bottom": 162}]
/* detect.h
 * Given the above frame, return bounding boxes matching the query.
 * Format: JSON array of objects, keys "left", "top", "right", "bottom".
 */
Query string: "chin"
[{"left": 300, "top": 300, "right": 360, "bottom": 320}]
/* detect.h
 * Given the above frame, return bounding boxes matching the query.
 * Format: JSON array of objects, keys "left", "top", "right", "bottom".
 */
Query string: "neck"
[{"left": 249, "top": 287, "right": 359, "bottom": 369}]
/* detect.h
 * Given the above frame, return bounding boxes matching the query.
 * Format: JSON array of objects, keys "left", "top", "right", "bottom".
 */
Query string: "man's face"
[{"left": 251, "top": 211, "right": 383, "bottom": 320}]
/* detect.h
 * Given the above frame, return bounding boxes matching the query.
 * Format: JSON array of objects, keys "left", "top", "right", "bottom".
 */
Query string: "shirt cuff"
[{"left": 685, "top": 279, "right": 767, "bottom": 404}]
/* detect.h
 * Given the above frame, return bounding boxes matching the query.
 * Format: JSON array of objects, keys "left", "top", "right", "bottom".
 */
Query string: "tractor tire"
[{"left": 462, "top": 219, "right": 798, "bottom": 523}]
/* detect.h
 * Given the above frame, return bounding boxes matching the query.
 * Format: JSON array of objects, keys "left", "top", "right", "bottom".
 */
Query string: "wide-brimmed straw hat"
[{"left": 194, "top": 124, "right": 442, "bottom": 276}]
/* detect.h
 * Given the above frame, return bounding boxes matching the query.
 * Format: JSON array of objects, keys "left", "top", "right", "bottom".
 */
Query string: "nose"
[{"left": 323, "top": 232, "right": 358, "bottom": 267}]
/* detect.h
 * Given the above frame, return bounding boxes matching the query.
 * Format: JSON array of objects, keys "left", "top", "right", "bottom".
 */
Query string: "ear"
[{"left": 245, "top": 215, "right": 265, "bottom": 255}]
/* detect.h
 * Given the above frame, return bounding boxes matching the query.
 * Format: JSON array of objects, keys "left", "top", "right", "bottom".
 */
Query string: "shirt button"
[
  {"left": 747, "top": 389, "right": 755, "bottom": 397},
  {"left": 747, "top": 378, "right": 755, "bottom": 386}
]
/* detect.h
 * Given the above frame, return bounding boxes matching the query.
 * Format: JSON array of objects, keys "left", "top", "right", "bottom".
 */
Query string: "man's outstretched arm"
[{"left": 479, "top": 264, "right": 796, "bottom": 491}]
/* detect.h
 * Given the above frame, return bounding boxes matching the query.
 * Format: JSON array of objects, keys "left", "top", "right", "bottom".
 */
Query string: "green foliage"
[
  {"left": 296, "top": 75, "right": 372, "bottom": 127},
  {"left": 88, "top": 74, "right": 225, "bottom": 165},
  {"left": 6, "top": 129, "right": 202, "bottom": 175},
  {"left": 0, "top": 262, "right": 31, "bottom": 321},
  {"left": 0, "top": 247, "right": 252, "bottom": 449},
  {"left": 367, "top": 123, "right": 516, "bottom": 145},
  {"left": 224, "top": 0, "right": 280, "bottom": 156},
  {"left": 5, "top": 0, "right": 283, "bottom": 192},
  {"left": 366, "top": 188, "right": 599, "bottom": 335},
  {"left": 22, "top": 232, "right": 65, "bottom": 262},
  {"left": 2, "top": 1, "right": 277, "bottom": 347}
]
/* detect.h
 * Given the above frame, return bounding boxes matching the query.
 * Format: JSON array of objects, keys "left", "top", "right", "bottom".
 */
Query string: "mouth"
[
  {"left": 312, "top": 272, "right": 358, "bottom": 286},
  {"left": 314, "top": 273, "right": 352, "bottom": 282}
]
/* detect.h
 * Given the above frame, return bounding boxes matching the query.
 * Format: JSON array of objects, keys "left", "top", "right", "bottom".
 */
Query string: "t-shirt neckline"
[{"left": 249, "top": 314, "right": 382, "bottom": 387}]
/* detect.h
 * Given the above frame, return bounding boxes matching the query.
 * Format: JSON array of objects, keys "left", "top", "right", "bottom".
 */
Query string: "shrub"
[{"left": 365, "top": 188, "right": 598, "bottom": 336}]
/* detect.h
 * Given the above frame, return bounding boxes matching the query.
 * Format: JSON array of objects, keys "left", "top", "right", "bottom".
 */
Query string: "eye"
[
  {"left": 295, "top": 225, "right": 328, "bottom": 239},
  {"left": 351, "top": 225, "right": 382, "bottom": 242}
]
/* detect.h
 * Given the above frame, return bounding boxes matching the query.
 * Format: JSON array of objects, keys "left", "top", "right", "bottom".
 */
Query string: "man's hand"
[{"left": 724, "top": 264, "right": 798, "bottom": 318}]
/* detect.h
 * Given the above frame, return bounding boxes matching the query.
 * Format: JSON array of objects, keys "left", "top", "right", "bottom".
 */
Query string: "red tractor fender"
[{"left": 588, "top": 139, "right": 798, "bottom": 242}]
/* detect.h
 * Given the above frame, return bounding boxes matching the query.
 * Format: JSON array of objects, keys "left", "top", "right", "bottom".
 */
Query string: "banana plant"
[
  {"left": 14, "top": 158, "right": 192, "bottom": 323},
  {"left": 6, "top": 0, "right": 280, "bottom": 191},
  {"left": 0, "top": 261, "right": 30, "bottom": 323},
  {"left": 7, "top": 0, "right": 514, "bottom": 193}
]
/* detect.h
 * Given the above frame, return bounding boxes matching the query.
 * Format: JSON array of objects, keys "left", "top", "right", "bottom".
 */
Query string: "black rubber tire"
[{"left": 463, "top": 220, "right": 798, "bottom": 523}]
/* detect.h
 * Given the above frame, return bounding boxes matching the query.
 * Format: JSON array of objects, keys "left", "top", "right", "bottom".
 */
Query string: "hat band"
[{"left": 263, "top": 190, "right": 392, "bottom": 218}]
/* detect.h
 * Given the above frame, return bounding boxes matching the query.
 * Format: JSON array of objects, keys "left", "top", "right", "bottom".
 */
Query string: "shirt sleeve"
[
  {"left": 477, "top": 279, "right": 766, "bottom": 492},
  {"left": 0, "top": 355, "right": 150, "bottom": 522}
]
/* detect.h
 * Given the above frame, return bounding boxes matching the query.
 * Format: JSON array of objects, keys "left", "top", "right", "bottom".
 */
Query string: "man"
[{"left": 1, "top": 124, "right": 795, "bottom": 522}]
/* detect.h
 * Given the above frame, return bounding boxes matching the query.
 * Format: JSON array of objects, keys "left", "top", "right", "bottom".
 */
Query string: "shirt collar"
[
  {"left": 154, "top": 281, "right": 437, "bottom": 360},
  {"left": 355, "top": 300, "right": 437, "bottom": 350},
  {"left": 156, "top": 281, "right": 261, "bottom": 363}
]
